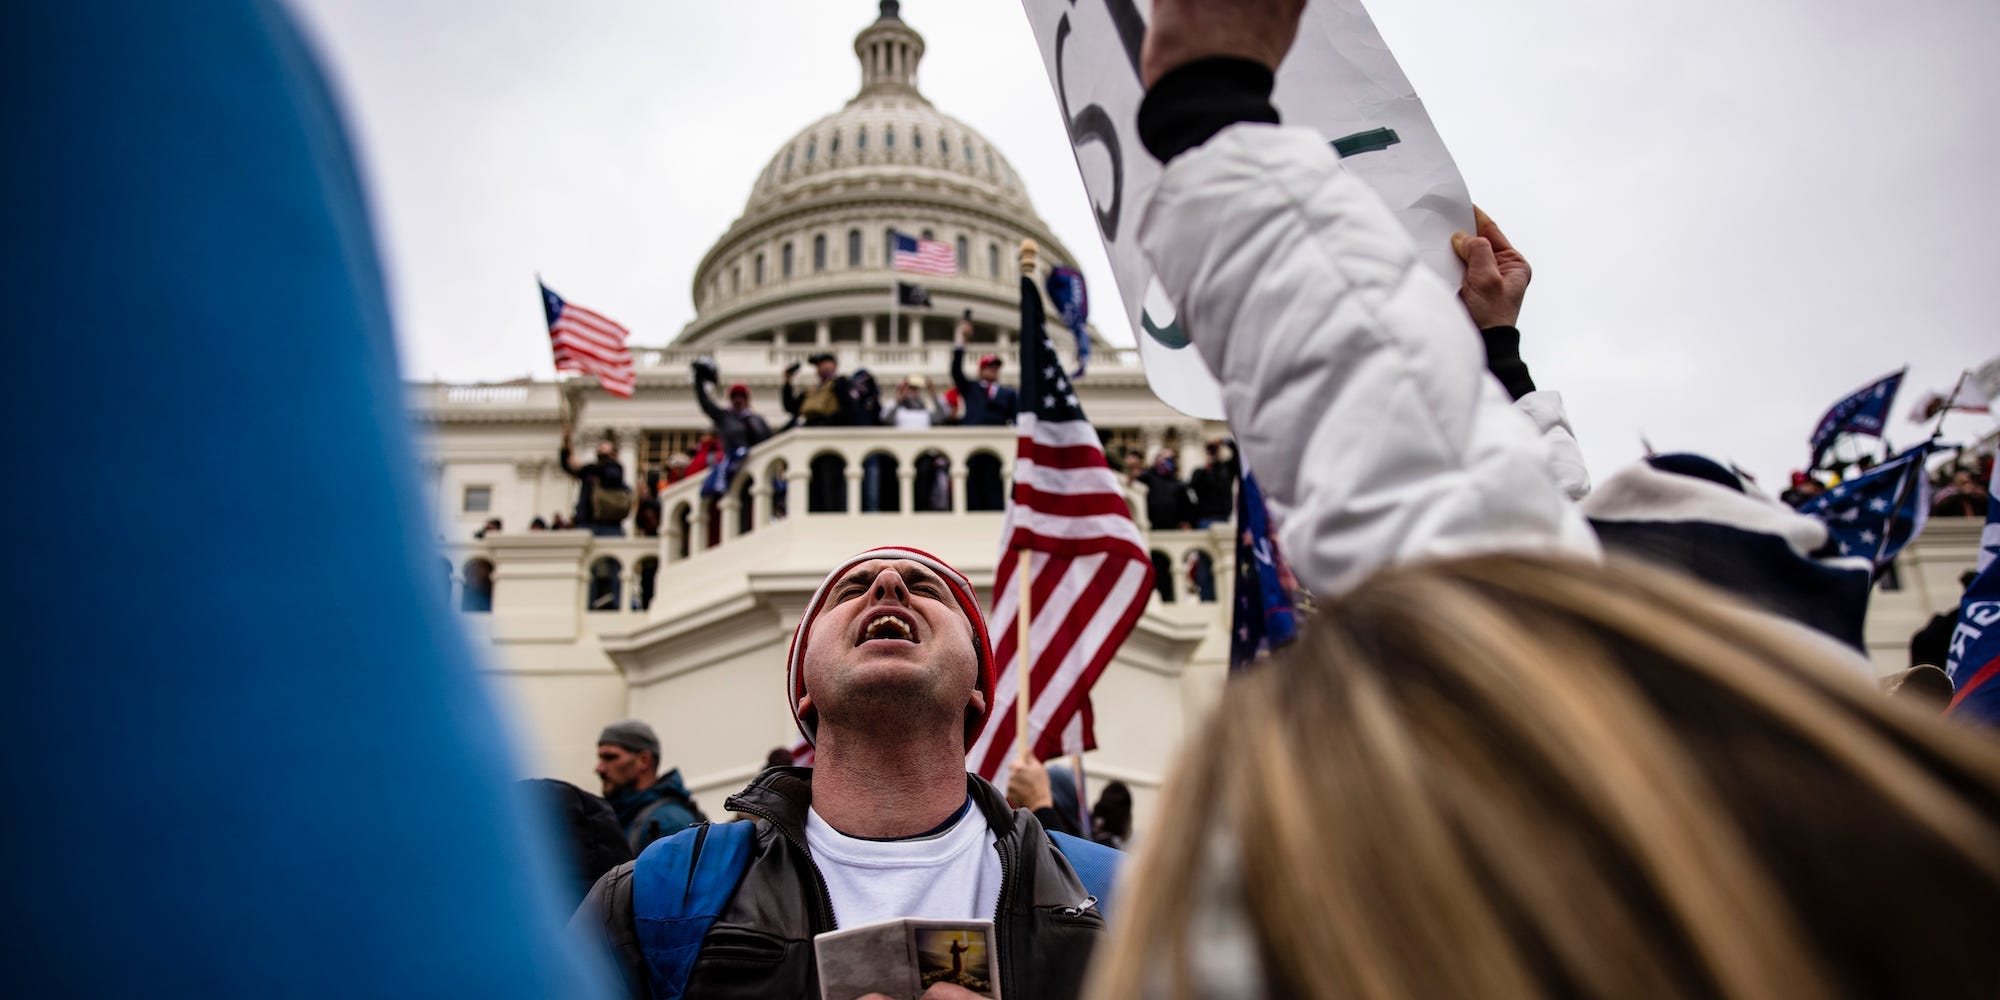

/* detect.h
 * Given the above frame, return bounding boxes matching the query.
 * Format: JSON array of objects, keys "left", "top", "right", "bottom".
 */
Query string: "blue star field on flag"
[
  {"left": 1946, "top": 461, "right": 2000, "bottom": 724},
  {"left": 1809, "top": 369, "right": 1904, "bottom": 467},
  {"left": 1231, "top": 470, "right": 1300, "bottom": 672},
  {"left": 1799, "top": 442, "right": 1933, "bottom": 567}
]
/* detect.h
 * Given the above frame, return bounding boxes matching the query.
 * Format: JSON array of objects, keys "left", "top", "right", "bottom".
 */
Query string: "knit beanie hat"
[
  {"left": 597, "top": 719, "right": 660, "bottom": 759},
  {"left": 787, "top": 546, "right": 994, "bottom": 747}
]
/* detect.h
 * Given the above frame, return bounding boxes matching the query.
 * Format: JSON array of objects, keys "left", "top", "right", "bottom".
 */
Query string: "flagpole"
[
  {"left": 1870, "top": 444, "right": 1928, "bottom": 568},
  {"left": 1015, "top": 239, "right": 1039, "bottom": 766},
  {"left": 1072, "top": 752, "right": 1088, "bottom": 834},
  {"left": 1931, "top": 368, "right": 1970, "bottom": 442}
]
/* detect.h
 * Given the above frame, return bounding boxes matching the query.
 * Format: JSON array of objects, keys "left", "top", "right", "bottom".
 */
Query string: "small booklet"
[{"left": 814, "top": 918, "right": 1002, "bottom": 999}]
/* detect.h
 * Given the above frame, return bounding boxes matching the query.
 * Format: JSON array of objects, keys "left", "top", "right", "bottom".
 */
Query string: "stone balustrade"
[{"left": 440, "top": 425, "right": 1239, "bottom": 635}]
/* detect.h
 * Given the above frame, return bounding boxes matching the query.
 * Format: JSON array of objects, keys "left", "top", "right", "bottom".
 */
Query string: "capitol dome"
[{"left": 676, "top": 1, "right": 1079, "bottom": 351}]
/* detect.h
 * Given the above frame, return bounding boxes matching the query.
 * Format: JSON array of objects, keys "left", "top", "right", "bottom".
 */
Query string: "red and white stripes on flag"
[
  {"left": 966, "top": 274, "right": 1153, "bottom": 785},
  {"left": 892, "top": 231, "right": 958, "bottom": 277},
  {"left": 540, "top": 282, "right": 636, "bottom": 397}
]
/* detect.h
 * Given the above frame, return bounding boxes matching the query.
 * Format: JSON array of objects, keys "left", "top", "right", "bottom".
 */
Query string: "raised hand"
[{"left": 1452, "top": 205, "right": 1531, "bottom": 329}]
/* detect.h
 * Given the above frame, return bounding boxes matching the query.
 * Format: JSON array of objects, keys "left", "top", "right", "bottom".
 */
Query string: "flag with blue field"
[
  {"left": 1947, "top": 462, "right": 2000, "bottom": 724},
  {"left": 1800, "top": 442, "right": 1933, "bottom": 568}
]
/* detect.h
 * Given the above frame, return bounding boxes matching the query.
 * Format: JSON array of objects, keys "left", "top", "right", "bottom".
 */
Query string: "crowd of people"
[
  {"left": 549, "top": 2, "right": 2000, "bottom": 997},
  {"left": 1782, "top": 451, "right": 1993, "bottom": 516},
  {"left": 55, "top": 1, "right": 2000, "bottom": 998}
]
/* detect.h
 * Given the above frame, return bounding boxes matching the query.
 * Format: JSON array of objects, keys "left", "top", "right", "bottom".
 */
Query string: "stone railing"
[
  {"left": 441, "top": 426, "right": 1242, "bottom": 637},
  {"left": 652, "top": 426, "right": 1020, "bottom": 564},
  {"left": 633, "top": 342, "right": 1141, "bottom": 377}
]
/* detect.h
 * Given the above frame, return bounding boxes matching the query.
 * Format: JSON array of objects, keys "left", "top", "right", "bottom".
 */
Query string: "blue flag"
[
  {"left": 1947, "top": 462, "right": 2000, "bottom": 723},
  {"left": 1809, "top": 369, "right": 1904, "bottom": 467},
  {"left": 1800, "top": 442, "right": 1934, "bottom": 567},
  {"left": 1044, "top": 265, "right": 1091, "bottom": 377},
  {"left": 1231, "top": 470, "right": 1300, "bottom": 671}
]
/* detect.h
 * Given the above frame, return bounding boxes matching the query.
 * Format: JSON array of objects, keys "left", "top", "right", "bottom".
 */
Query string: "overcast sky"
[{"left": 289, "top": 0, "right": 1997, "bottom": 489}]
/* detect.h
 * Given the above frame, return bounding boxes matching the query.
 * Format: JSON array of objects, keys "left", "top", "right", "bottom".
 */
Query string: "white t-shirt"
[{"left": 804, "top": 800, "right": 1002, "bottom": 928}]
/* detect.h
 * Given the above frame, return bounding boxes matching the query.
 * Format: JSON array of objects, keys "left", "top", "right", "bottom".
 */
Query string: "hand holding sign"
[
  {"left": 1021, "top": 0, "right": 1473, "bottom": 419},
  {"left": 1452, "top": 206, "right": 1532, "bottom": 329},
  {"left": 1141, "top": 0, "right": 1307, "bottom": 86}
]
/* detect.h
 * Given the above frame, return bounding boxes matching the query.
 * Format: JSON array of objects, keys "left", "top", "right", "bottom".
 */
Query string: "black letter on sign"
[{"left": 1055, "top": 13, "right": 1125, "bottom": 241}]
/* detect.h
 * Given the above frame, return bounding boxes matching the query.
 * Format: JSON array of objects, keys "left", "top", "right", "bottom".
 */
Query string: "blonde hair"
[{"left": 1092, "top": 554, "right": 2000, "bottom": 999}]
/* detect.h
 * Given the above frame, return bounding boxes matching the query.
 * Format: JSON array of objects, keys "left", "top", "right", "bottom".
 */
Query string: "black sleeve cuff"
[
  {"left": 1480, "top": 326, "right": 1537, "bottom": 401},
  {"left": 1138, "top": 57, "right": 1280, "bottom": 164}
]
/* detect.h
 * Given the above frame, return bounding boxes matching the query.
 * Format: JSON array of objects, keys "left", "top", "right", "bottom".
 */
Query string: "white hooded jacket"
[{"left": 1138, "top": 123, "right": 1598, "bottom": 597}]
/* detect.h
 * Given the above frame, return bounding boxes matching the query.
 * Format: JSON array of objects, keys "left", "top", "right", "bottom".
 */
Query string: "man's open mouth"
[{"left": 856, "top": 609, "right": 919, "bottom": 645}]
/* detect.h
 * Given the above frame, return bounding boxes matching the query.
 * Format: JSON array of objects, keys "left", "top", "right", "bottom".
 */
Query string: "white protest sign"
[{"left": 1020, "top": 0, "right": 1472, "bottom": 418}]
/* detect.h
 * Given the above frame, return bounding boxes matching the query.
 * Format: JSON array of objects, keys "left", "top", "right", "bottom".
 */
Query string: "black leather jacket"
[{"left": 571, "top": 767, "right": 1107, "bottom": 999}]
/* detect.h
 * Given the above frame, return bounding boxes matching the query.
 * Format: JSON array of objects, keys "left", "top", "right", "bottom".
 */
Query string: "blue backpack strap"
[
  {"left": 631, "top": 821, "right": 757, "bottom": 1000},
  {"left": 1047, "top": 831, "right": 1123, "bottom": 923}
]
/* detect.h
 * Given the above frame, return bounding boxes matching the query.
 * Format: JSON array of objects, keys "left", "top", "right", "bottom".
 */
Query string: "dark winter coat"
[
  {"left": 951, "top": 346, "right": 1019, "bottom": 426},
  {"left": 606, "top": 769, "right": 705, "bottom": 854},
  {"left": 1140, "top": 468, "right": 1194, "bottom": 531},
  {"left": 571, "top": 767, "right": 1108, "bottom": 1000},
  {"left": 694, "top": 380, "right": 773, "bottom": 453},
  {"left": 560, "top": 445, "right": 628, "bottom": 528},
  {"left": 518, "top": 779, "right": 634, "bottom": 911},
  {"left": 1189, "top": 459, "right": 1238, "bottom": 523}
]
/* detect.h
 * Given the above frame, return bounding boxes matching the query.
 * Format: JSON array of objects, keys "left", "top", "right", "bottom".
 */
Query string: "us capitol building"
[{"left": 407, "top": 2, "right": 1979, "bottom": 819}]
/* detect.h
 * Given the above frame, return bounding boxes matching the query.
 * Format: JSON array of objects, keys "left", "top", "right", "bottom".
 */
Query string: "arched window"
[
  {"left": 813, "top": 234, "right": 827, "bottom": 272},
  {"left": 731, "top": 266, "right": 740, "bottom": 293},
  {"left": 754, "top": 253, "right": 765, "bottom": 285},
  {"left": 988, "top": 243, "right": 1000, "bottom": 278},
  {"left": 847, "top": 229, "right": 862, "bottom": 268},
  {"left": 783, "top": 149, "right": 794, "bottom": 173},
  {"left": 914, "top": 130, "right": 924, "bottom": 152},
  {"left": 782, "top": 243, "right": 794, "bottom": 278},
  {"left": 805, "top": 139, "right": 816, "bottom": 164},
  {"left": 588, "top": 556, "right": 623, "bottom": 612},
  {"left": 884, "top": 228, "right": 896, "bottom": 266},
  {"left": 921, "top": 228, "right": 934, "bottom": 241},
  {"left": 858, "top": 128, "right": 868, "bottom": 150},
  {"left": 956, "top": 236, "right": 969, "bottom": 273},
  {"left": 941, "top": 134, "right": 951, "bottom": 157},
  {"left": 885, "top": 127, "right": 895, "bottom": 149},
  {"left": 965, "top": 142, "right": 975, "bottom": 165}
]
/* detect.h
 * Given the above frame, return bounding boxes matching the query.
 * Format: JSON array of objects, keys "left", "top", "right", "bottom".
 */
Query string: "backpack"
[
  {"left": 590, "top": 483, "right": 635, "bottom": 523},
  {"left": 631, "top": 821, "right": 1121, "bottom": 1000}
]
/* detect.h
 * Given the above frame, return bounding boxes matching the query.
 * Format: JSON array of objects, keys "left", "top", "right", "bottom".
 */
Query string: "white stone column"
[
  {"left": 950, "top": 468, "right": 968, "bottom": 514},
  {"left": 846, "top": 466, "right": 865, "bottom": 517},
  {"left": 815, "top": 318, "right": 831, "bottom": 347},
  {"left": 486, "top": 533, "right": 590, "bottom": 642},
  {"left": 897, "top": 467, "right": 916, "bottom": 514},
  {"left": 907, "top": 314, "right": 921, "bottom": 346},
  {"left": 862, "top": 315, "right": 877, "bottom": 347}
]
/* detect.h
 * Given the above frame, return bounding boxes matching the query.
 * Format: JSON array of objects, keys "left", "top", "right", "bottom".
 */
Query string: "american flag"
[
  {"left": 892, "top": 232, "right": 957, "bottom": 277},
  {"left": 966, "top": 271, "right": 1153, "bottom": 784},
  {"left": 540, "top": 281, "right": 636, "bottom": 397}
]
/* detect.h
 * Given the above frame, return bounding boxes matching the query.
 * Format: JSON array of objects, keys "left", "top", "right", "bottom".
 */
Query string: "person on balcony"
[
  {"left": 573, "top": 548, "right": 1116, "bottom": 999},
  {"left": 691, "top": 360, "right": 773, "bottom": 498},
  {"left": 1188, "top": 439, "right": 1238, "bottom": 528},
  {"left": 1140, "top": 452, "right": 1195, "bottom": 531},
  {"left": 782, "top": 352, "right": 857, "bottom": 428},
  {"left": 594, "top": 719, "right": 705, "bottom": 854},
  {"left": 951, "top": 318, "right": 1018, "bottom": 426},
  {"left": 559, "top": 424, "right": 631, "bottom": 537},
  {"left": 884, "top": 374, "right": 948, "bottom": 428}
]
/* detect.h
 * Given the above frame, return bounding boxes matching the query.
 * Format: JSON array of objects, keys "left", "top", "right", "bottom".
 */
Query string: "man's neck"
[{"left": 810, "top": 727, "right": 969, "bottom": 839}]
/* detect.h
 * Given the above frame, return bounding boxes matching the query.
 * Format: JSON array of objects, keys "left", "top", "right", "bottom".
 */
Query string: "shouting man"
[{"left": 573, "top": 548, "right": 1112, "bottom": 999}]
